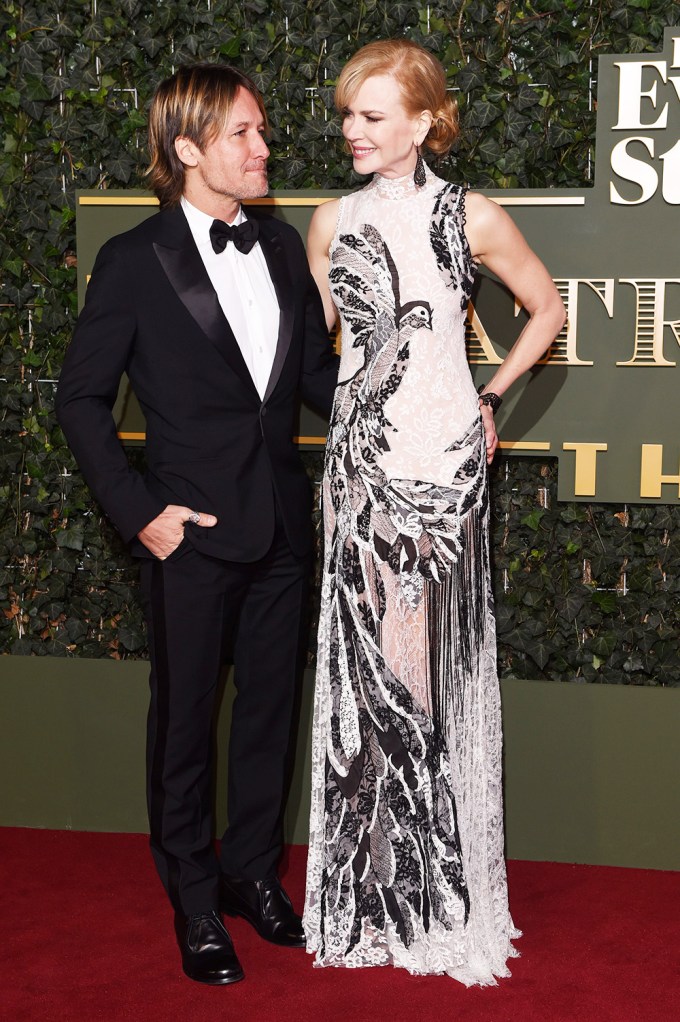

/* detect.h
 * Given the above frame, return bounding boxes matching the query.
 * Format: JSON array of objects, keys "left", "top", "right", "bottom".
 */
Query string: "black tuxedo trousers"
[
  {"left": 141, "top": 507, "right": 309, "bottom": 914},
  {"left": 56, "top": 205, "right": 338, "bottom": 914}
]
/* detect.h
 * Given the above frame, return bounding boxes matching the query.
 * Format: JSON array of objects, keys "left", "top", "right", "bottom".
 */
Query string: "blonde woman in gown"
[{"left": 303, "top": 39, "right": 566, "bottom": 986}]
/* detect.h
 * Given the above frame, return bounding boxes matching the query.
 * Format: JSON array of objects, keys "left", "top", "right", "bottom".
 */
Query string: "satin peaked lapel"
[
  {"left": 152, "top": 210, "right": 259, "bottom": 399},
  {"left": 255, "top": 218, "right": 295, "bottom": 403}
]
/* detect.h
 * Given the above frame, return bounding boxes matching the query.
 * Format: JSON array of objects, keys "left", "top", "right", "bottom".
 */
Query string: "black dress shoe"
[
  {"left": 220, "top": 875, "right": 306, "bottom": 948},
  {"left": 174, "top": 910, "right": 244, "bottom": 985}
]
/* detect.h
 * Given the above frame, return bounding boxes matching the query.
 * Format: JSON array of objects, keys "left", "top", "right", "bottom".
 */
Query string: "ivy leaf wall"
[{"left": 1, "top": 1, "right": 678, "bottom": 683}]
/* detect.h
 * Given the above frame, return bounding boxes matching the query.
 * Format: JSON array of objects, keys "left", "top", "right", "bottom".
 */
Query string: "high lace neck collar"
[{"left": 371, "top": 164, "right": 431, "bottom": 199}]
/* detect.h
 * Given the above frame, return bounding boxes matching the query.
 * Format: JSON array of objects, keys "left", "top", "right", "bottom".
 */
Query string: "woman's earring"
[{"left": 414, "top": 144, "right": 426, "bottom": 187}]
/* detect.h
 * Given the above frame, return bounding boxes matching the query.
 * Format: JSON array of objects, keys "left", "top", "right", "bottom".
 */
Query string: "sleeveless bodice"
[{"left": 329, "top": 167, "right": 479, "bottom": 488}]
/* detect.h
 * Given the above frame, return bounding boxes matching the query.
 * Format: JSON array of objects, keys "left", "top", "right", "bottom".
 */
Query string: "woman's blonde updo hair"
[{"left": 335, "top": 38, "right": 459, "bottom": 156}]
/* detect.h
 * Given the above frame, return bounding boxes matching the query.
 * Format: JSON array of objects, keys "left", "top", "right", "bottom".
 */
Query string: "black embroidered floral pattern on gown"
[{"left": 304, "top": 166, "right": 520, "bottom": 985}]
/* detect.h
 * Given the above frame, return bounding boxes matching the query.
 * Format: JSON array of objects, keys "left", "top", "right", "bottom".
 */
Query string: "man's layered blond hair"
[{"left": 146, "top": 64, "right": 268, "bottom": 208}]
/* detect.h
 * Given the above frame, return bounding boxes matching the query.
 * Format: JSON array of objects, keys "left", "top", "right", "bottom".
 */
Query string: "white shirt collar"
[{"left": 180, "top": 196, "right": 246, "bottom": 242}]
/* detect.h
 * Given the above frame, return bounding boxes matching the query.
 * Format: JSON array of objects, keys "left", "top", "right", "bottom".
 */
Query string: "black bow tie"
[{"left": 209, "top": 217, "right": 259, "bottom": 255}]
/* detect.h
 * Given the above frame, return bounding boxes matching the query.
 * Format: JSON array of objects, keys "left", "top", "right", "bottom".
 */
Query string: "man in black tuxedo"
[{"left": 56, "top": 64, "right": 338, "bottom": 985}]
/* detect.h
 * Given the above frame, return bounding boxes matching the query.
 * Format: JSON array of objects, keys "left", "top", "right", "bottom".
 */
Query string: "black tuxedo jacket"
[{"left": 56, "top": 204, "right": 338, "bottom": 562}]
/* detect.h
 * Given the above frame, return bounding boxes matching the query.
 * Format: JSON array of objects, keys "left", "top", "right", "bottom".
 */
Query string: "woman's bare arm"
[
  {"left": 463, "top": 191, "right": 566, "bottom": 462},
  {"left": 307, "top": 198, "right": 341, "bottom": 332},
  {"left": 464, "top": 190, "right": 567, "bottom": 397}
]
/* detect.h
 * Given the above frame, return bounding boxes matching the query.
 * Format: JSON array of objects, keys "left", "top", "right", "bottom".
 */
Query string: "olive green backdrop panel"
[
  {"left": 1, "top": 657, "right": 678, "bottom": 869},
  {"left": 0, "top": 656, "right": 313, "bottom": 843},
  {"left": 0, "top": 656, "right": 149, "bottom": 833},
  {"left": 502, "top": 680, "right": 680, "bottom": 869}
]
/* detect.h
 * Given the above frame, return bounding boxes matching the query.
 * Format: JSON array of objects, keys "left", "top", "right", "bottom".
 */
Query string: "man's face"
[{"left": 177, "top": 87, "right": 270, "bottom": 213}]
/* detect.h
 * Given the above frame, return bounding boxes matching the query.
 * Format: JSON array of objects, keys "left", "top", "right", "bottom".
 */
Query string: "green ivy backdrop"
[{"left": 1, "top": 0, "right": 678, "bottom": 684}]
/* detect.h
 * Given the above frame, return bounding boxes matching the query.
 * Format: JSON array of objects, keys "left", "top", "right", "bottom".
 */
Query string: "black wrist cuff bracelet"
[{"left": 477, "top": 386, "right": 503, "bottom": 413}]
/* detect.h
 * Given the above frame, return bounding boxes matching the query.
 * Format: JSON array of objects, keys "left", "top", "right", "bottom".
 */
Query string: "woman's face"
[{"left": 341, "top": 73, "right": 428, "bottom": 179}]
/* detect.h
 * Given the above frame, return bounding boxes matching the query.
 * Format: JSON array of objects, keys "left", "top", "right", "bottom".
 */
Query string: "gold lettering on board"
[
  {"left": 640, "top": 445, "right": 680, "bottom": 498},
  {"left": 613, "top": 60, "right": 669, "bottom": 130},
  {"left": 537, "top": 280, "right": 615, "bottom": 365},
  {"left": 617, "top": 279, "right": 680, "bottom": 366},
  {"left": 465, "top": 301, "right": 503, "bottom": 364},
  {"left": 563, "top": 443, "right": 608, "bottom": 496}
]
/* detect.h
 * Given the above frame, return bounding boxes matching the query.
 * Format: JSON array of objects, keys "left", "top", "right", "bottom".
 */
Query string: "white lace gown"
[{"left": 303, "top": 165, "right": 520, "bottom": 986}]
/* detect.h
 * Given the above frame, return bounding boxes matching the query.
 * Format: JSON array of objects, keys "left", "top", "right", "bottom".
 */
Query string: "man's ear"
[{"left": 174, "top": 136, "right": 200, "bottom": 168}]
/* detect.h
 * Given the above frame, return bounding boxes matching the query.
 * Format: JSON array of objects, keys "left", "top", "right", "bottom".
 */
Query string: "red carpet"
[{"left": 3, "top": 829, "right": 679, "bottom": 1022}]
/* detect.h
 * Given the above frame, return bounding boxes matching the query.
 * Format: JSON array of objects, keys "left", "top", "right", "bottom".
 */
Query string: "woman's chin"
[{"left": 353, "top": 158, "right": 377, "bottom": 176}]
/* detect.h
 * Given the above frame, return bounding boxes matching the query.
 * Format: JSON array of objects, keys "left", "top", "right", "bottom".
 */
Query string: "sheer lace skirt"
[{"left": 304, "top": 476, "right": 520, "bottom": 986}]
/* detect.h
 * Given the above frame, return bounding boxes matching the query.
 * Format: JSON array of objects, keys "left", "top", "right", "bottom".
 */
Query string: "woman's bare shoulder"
[
  {"left": 308, "top": 197, "right": 341, "bottom": 250},
  {"left": 464, "top": 189, "right": 503, "bottom": 225},
  {"left": 311, "top": 197, "right": 341, "bottom": 229},
  {"left": 463, "top": 190, "right": 517, "bottom": 260}
]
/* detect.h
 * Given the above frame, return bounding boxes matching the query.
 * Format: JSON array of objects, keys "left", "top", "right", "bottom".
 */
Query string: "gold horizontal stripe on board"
[
  {"left": 117, "top": 432, "right": 329, "bottom": 443},
  {"left": 498, "top": 441, "right": 551, "bottom": 450},
  {"left": 118, "top": 432, "right": 550, "bottom": 450},
  {"left": 81, "top": 195, "right": 585, "bottom": 208},
  {"left": 79, "top": 196, "right": 159, "bottom": 205},
  {"left": 490, "top": 196, "right": 585, "bottom": 206},
  {"left": 80, "top": 196, "right": 336, "bottom": 207}
]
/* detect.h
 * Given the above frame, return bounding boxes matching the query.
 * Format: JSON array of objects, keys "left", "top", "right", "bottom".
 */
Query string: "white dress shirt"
[{"left": 181, "top": 196, "right": 280, "bottom": 400}]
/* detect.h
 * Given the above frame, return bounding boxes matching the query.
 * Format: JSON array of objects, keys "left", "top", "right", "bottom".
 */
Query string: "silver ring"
[{"left": 187, "top": 511, "right": 200, "bottom": 525}]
